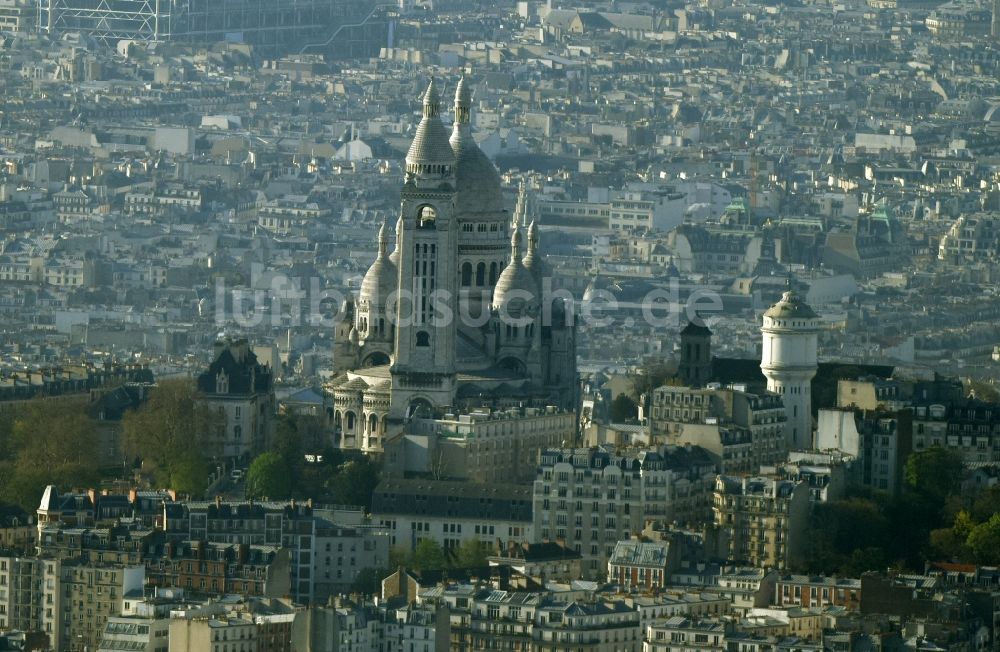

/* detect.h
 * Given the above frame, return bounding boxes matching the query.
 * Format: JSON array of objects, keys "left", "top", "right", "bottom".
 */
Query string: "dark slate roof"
[
  {"left": 710, "top": 357, "right": 895, "bottom": 387},
  {"left": 680, "top": 320, "right": 712, "bottom": 337},
  {"left": 516, "top": 542, "right": 582, "bottom": 563},
  {"left": 87, "top": 383, "right": 148, "bottom": 420},
  {"left": 372, "top": 479, "right": 532, "bottom": 522},
  {"left": 196, "top": 342, "right": 272, "bottom": 395}
]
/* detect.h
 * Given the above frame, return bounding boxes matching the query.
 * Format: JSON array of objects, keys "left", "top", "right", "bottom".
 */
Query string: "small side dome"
[
  {"left": 492, "top": 229, "right": 539, "bottom": 313},
  {"left": 360, "top": 222, "right": 397, "bottom": 307},
  {"left": 349, "top": 327, "right": 360, "bottom": 345}
]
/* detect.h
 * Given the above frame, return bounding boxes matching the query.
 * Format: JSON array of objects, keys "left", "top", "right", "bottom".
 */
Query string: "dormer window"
[{"left": 216, "top": 371, "right": 229, "bottom": 394}]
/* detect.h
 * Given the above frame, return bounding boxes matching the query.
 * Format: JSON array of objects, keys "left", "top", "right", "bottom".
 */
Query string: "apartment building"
[
  {"left": 169, "top": 615, "right": 258, "bottom": 652},
  {"left": 0, "top": 555, "right": 146, "bottom": 652},
  {"left": 649, "top": 385, "right": 786, "bottom": 473},
  {"left": 535, "top": 599, "right": 642, "bottom": 652},
  {"left": 382, "top": 602, "right": 450, "bottom": 652},
  {"left": 608, "top": 539, "right": 673, "bottom": 590},
  {"left": 256, "top": 196, "right": 331, "bottom": 234},
  {"left": 912, "top": 400, "right": 1000, "bottom": 464},
  {"left": 385, "top": 407, "right": 575, "bottom": 483},
  {"left": 124, "top": 185, "right": 202, "bottom": 216},
  {"left": 143, "top": 540, "right": 290, "bottom": 598},
  {"left": 712, "top": 476, "right": 809, "bottom": 571},
  {"left": 462, "top": 590, "right": 642, "bottom": 652},
  {"left": 644, "top": 617, "right": 727, "bottom": 652},
  {"left": 373, "top": 479, "right": 533, "bottom": 553},
  {"left": 96, "top": 588, "right": 184, "bottom": 652},
  {"left": 163, "top": 498, "right": 388, "bottom": 604},
  {"left": 773, "top": 574, "right": 862, "bottom": 610},
  {"left": 816, "top": 407, "right": 913, "bottom": 495},
  {"left": 533, "top": 446, "right": 717, "bottom": 578}
]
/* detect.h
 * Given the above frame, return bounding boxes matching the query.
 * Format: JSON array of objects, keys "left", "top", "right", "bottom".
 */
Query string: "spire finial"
[
  {"left": 422, "top": 78, "right": 440, "bottom": 119},
  {"left": 454, "top": 76, "right": 472, "bottom": 125},
  {"left": 511, "top": 227, "right": 523, "bottom": 259},
  {"left": 513, "top": 179, "right": 527, "bottom": 229},
  {"left": 377, "top": 221, "right": 388, "bottom": 256}
]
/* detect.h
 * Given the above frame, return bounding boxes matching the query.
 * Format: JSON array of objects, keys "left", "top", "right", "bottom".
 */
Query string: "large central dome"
[{"left": 449, "top": 77, "right": 505, "bottom": 216}]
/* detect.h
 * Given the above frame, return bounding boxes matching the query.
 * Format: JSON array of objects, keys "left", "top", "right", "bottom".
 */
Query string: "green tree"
[
  {"left": 273, "top": 417, "right": 302, "bottom": 464},
  {"left": 245, "top": 452, "right": 293, "bottom": 500},
  {"left": 170, "top": 453, "right": 213, "bottom": 497},
  {"left": 885, "top": 492, "right": 942, "bottom": 569},
  {"left": 610, "top": 393, "right": 638, "bottom": 422},
  {"left": 971, "top": 485, "right": 1000, "bottom": 522},
  {"left": 904, "top": 446, "right": 964, "bottom": 501},
  {"left": 389, "top": 546, "right": 411, "bottom": 570},
  {"left": 327, "top": 456, "right": 381, "bottom": 511},
  {"left": 842, "top": 546, "right": 887, "bottom": 576},
  {"left": 631, "top": 361, "right": 678, "bottom": 399},
  {"left": 411, "top": 539, "right": 448, "bottom": 572},
  {"left": 453, "top": 539, "right": 491, "bottom": 569},
  {"left": 350, "top": 566, "right": 389, "bottom": 596},
  {"left": 967, "top": 514, "right": 1000, "bottom": 565},
  {"left": 0, "top": 398, "right": 101, "bottom": 511},
  {"left": 930, "top": 526, "right": 969, "bottom": 562},
  {"left": 122, "top": 379, "right": 222, "bottom": 494},
  {"left": 801, "top": 498, "right": 890, "bottom": 574}
]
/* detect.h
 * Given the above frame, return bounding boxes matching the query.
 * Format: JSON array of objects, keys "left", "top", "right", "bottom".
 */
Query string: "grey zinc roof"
[{"left": 609, "top": 540, "right": 670, "bottom": 568}]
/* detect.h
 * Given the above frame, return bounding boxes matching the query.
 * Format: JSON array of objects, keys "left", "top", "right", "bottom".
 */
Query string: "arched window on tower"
[
  {"left": 476, "top": 263, "right": 486, "bottom": 286},
  {"left": 461, "top": 262, "right": 472, "bottom": 287},
  {"left": 489, "top": 262, "right": 498, "bottom": 285},
  {"left": 417, "top": 205, "right": 437, "bottom": 229},
  {"left": 416, "top": 331, "right": 430, "bottom": 347}
]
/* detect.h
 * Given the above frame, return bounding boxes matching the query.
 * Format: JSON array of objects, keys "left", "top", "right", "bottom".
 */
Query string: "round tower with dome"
[{"left": 760, "top": 288, "right": 819, "bottom": 450}]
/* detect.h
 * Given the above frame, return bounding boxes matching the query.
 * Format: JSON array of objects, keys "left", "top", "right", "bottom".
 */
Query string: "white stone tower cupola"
[{"left": 760, "top": 288, "right": 820, "bottom": 451}]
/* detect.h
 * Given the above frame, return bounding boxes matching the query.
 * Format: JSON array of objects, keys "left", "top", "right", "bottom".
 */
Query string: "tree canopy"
[
  {"left": 453, "top": 539, "right": 491, "bottom": 569},
  {"left": 0, "top": 398, "right": 101, "bottom": 511},
  {"left": 411, "top": 539, "right": 448, "bottom": 572},
  {"left": 122, "top": 379, "right": 222, "bottom": 495},
  {"left": 326, "top": 456, "right": 381, "bottom": 511},
  {"left": 904, "top": 446, "right": 963, "bottom": 501},
  {"left": 967, "top": 514, "right": 1000, "bottom": 565},
  {"left": 245, "top": 452, "right": 293, "bottom": 500},
  {"left": 610, "top": 393, "right": 639, "bottom": 422}
]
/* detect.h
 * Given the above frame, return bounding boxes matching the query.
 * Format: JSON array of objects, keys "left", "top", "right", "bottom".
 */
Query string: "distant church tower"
[
  {"left": 389, "top": 79, "right": 459, "bottom": 418},
  {"left": 760, "top": 289, "right": 819, "bottom": 450},
  {"left": 678, "top": 319, "right": 712, "bottom": 387}
]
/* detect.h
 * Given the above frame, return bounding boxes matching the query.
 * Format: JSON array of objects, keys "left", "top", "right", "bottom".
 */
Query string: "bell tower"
[
  {"left": 389, "top": 79, "right": 459, "bottom": 418},
  {"left": 679, "top": 319, "right": 713, "bottom": 387}
]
